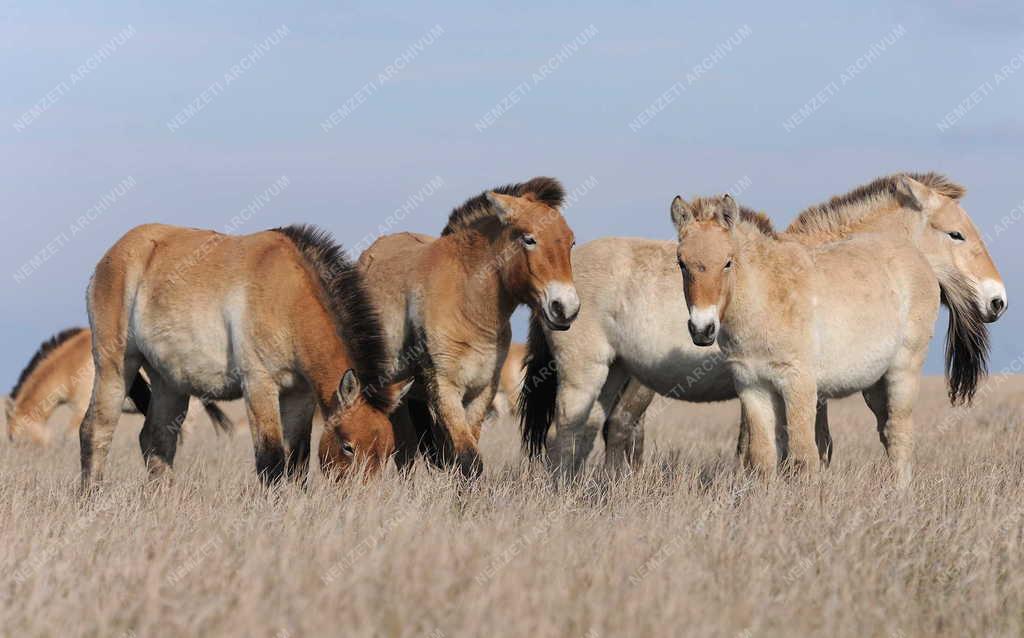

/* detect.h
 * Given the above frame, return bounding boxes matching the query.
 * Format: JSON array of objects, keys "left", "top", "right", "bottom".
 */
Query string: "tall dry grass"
[{"left": 2, "top": 376, "right": 1024, "bottom": 637}]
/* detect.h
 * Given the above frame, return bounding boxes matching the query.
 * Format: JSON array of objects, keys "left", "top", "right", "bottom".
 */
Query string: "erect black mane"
[
  {"left": 441, "top": 176, "right": 565, "bottom": 236},
  {"left": 10, "top": 327, "right": 87, "bottom": 400},
  {"left": 272, "top": 224, "right": 391, "bottom": 411}
]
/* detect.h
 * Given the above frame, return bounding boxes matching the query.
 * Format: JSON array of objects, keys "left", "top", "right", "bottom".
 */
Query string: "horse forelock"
[
  {"left": 938, "top": 270, "right": 989, "bottom": 405},
  {"left": 441, "top": 177, "right": 566, "bottom": 236},
  {"left": 787, "top": 172, "right": 967, "bottom": 238},
  {"left": 271, "top": 225, "right": 392, "bottom": 411},
  {"left": 682, "top": 196, "right": 776, "bottom": 237},
  {"left": 9, "top": 327, "right": 87, "bottom": 401}
]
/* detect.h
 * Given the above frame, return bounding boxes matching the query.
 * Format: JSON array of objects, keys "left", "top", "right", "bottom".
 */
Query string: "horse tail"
[
  {"left": 126, "top": 375, "right": 234, "bottom": 435},
  {"left": 199, "top": 400, "right": 235, "bottom": 434},
  {"left": 518, "top": 313, "right": 558, "bottom": 457}
]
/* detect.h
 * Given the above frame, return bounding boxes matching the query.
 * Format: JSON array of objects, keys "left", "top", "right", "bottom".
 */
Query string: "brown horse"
[
  {"left": 321, "top": 177, "right": 578, "bottom": 477},
  {"left": 80, "top": 223, "right": 403, "bottom": 490},
  {"left": 5, "top": 327, "right": 233, "bottom": 445}
]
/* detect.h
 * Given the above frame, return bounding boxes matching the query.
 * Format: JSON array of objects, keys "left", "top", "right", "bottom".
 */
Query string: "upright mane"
[
  {"left": 272, "top": 225, "right": 391, "bottom": 411},
  {"left": 10, "top": 327, "right": 86, "bottom": 400},
  {"left": 787, "top": 172, "right": 966, "bottom": 237},
  {"left": 686, "top": 196, "right": 777, "bottom": 237},
  {"left": 441, "top": 176, "right": 565, "bottom": 236}
]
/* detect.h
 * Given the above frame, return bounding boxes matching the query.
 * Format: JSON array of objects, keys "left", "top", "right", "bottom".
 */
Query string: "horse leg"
[
  {"left": 80, "top": 352, "right": 142, "bottom": 492},
  {"left": 280, "top": 390, "right": 315, "bottom": 483},
  {"left": 864, "top": 372, "right": 918, "bottom": 489},
  {"left": 390, "top": 401, "right": 419, "bottom": 471},
  {"left": 137, "top": 372, "right": 188, "bottom": 481},
  {"left": 603, "top": 377, "right": 655, "bottom": 473},
  {"left": 550, "top": 362, "right": 613, "bottom": 479},
  {"left": 779, "top": 371, "right": 819, "bottom": 475},
  {"left": 815, "top": 399, "right": 833, "bottom": 467},
  {"left": 736, "top": 384, "right": 778, "bottom": 475},
  {"left": 242, "top": 373, "right": 286, "bottom": 484},
  {"left": 431, "top": 378, "right": 481, "bottom": 478}
]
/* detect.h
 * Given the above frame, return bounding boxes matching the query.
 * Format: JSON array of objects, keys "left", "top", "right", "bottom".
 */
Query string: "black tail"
[
  {"left": 518, "top": 313, "right": 559, "bottom": 457},
  {"left": 126, "top": 375, "right": 234, "bottom": 435},
  {"left": 199, "top": 400, "right": 234, "bottom": 434}
]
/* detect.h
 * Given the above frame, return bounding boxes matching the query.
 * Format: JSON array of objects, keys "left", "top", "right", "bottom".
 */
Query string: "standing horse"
[
  {"left": 518, "top": 209, "right": 775, "bottom": 476},
  {"left": 521, "top": 173, "right": 1004, "bottom": 478},
  {"left": 80, "top": 223, "right": 402, "bottom": 490},
  {"left": 320, "top": 177, "right": 578, "bottom": 478},
  {"left": 672, "top": 180, "right": 1003, "bottom": 484},
  {"left": 5, "top": 327, "right": 232, "bottom": 445}
]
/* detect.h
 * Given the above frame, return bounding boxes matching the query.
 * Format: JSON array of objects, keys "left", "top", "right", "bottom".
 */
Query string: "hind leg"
[
  {"left": 137, "top": 371, "right": 189, "bottom": 480},
  {"left": 815, "top": 399, "right": 833, "bottom": 467},
  {"left": 280, "top": 390, "right": 315, "bottom": 482},
  {"left": 603, "top": 377, "right": 655, "bottom": 472},
  {"left": 80, "top": 352, "right": 142, "bottom": 491},
  {"left": 242, "top": 373, "right": 285, "bottom": 484}
]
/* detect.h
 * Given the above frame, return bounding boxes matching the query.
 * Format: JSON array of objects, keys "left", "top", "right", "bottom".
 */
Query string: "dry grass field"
[{"left": 3, "top": 375, "right": 1024, "bottom": 637}]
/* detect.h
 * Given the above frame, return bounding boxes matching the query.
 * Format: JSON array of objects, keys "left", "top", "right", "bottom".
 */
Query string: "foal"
[{"left": 81, "top": 223, "right": 400, "bottom": 490}]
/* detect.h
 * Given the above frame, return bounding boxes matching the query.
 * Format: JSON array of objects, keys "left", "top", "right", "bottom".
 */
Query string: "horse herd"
[{"left": 3, "top": 173, "right": 1007, "bottom": 492}]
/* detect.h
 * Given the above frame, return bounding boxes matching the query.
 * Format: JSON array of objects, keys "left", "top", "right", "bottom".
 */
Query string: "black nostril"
[
  {"left": 687, "top": 320, "right": 697, "bottom": 337},
  {"left": 992, "top": 297, "right": 1005, "bottom": 313},
  {"left": 550, "top": 299, "right": 565, "bottom": 320},
  {"left": 703, "top": 324, "right": 716, "bottom": 339}
]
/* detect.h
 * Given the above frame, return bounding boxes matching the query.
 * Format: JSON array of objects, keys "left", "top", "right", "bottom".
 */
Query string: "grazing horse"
[
  {"left": 320, "top": 177, "right": 578, "bottom": 478},
  {"left": 521, "top": 173, "right": 1003, "bottom": 479},
  {"left": 5, "top": 327, "right": 232, "bottom": 445},
  {"left": 672, "top": 179, "right": 1003, "bottom": 484},
  {"left": 80, "top": 223, "right": 402, "bottom": 490}
]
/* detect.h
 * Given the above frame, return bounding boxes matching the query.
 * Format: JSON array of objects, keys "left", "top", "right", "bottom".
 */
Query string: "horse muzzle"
[{"left": 541, "top": 283, "right": 580, "bottom": 331}]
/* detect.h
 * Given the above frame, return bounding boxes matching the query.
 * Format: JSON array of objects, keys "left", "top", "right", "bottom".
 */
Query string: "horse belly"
[
  {"left": 814, "top": 322, "right": 900, "bottom": 398},
  {"left": 619, "top": 322, "right": 736, "bottom": 402},
  {"left": 131, "top": 302, "right": 242, "bottom": 399}
]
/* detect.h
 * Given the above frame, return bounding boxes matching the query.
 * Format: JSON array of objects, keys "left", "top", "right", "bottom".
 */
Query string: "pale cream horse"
[
  {"left": 5, "top": 327, "right": 233, "bottom": 445},
  {"left": 521, "top": 173, "right": 1004, "bottom": 479},
  {"left": 320, "top": 178, "right": 578, "bottom": 478},
  {"left": 81, "top": 223, "right": 403, "bottom": 490},
  {"left": 672, "top": 179, "right": 1003, "bottom": 484}
]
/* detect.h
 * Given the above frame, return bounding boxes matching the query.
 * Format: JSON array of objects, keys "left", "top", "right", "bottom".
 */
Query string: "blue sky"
[{"left": 3, "top": 1, "right": 1024, "bottom": 389}]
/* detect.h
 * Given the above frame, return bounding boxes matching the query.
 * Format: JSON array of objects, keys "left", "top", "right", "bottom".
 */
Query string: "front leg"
[
  {"left": 430, "top": 378, "right": 483, "bottom": 478},
  {"left": 778, "top": 370, "right": 819, "bottom": 475},
  {"left": 736, "top": 384, "right": 778, "bottom": 476},
  {"left": 242, "top": 373, "right": 286, "bottom": 484}
]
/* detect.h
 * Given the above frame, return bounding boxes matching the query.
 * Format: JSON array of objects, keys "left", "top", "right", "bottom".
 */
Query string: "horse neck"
[
  {"left": 725, "top": 226, "right": 783, "bottom": 324},
  {"left": 840, "top": 202, "right": 920, "bottom": 243},
  {"left": 444, "top": 227, "right": 520, "bottom": 332},
  {"left": 294, "top": 310, "right": 358, "bottom": 411}
]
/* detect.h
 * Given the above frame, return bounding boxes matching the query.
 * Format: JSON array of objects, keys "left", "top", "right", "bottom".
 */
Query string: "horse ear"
[
  {"left": 389, "top": 379, "right": 415, "bottom": 411},
  {"left": 895, "top": 176, "right": 933, "bottom": 211},
  {"left": 486, "top": 191, "right": 520, "bottom": 224},
  {"left": 337, "top": 369, "right": 361, "bottom": 408},
  {"left": 719, "top": 195, "right": 739, "bottom": 229},
  {"left": 670, "top": 196, "right": 694, "bottom": 230}
]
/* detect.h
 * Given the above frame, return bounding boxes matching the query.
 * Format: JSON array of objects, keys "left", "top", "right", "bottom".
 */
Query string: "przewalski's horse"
[
  {"left": 5, "top": 327, "right": 232, "bottom": 445},
  {"left": 80, "top": 223, "right": 403, "bottom": 491},
  {"left": 321, "top": 177, "right": 578, "bottom": 478},
  {"left": 518, "top": 208, "right": 775, "bottom": 476},
  {"left": 521, "top": 173, "right": 1004, "bottom": 480},
  {"left": 673, "top": 179, "right": 1003, "bottom": 484}
]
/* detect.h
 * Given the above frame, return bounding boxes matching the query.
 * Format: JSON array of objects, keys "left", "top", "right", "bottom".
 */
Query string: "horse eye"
[
  {"left": 724, "top": 260, "right": 732, "bottom": 270},
  {"left": 948, "top": 231, "right": 965, "bottom": 242},
  {"left": 521, "top": 234, "right": 537, "bottom": 247},
  {"left": 341, "top": 441, "right": 355, "bottom": 457}
]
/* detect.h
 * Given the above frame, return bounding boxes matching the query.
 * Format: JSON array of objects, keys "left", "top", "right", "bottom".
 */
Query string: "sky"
[{"left": 2, "top": 0, "right": 1024, "bottom": 390}]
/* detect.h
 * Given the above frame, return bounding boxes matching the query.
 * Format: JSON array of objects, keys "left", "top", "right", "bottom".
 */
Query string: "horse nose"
[
  {"left": 546, "top": 284, "right": 580, "bottom": 326},
  {"left": 687, "top": 320, "right": 716, "bottom": 343},
  {"left": 991, "top": 295, "right": 1006, "bottom": 317}
]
